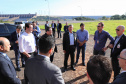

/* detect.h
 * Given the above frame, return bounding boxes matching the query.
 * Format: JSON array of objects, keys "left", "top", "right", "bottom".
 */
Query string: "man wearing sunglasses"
[
  {"left": 111, "top": 49, "right": 126, "bottom": 84},
  {"left": 94, "top": 22, "right": 114, "bottom": 55},
  {"left": 109, "top": 25, "right": 126, "bottom": 79}
]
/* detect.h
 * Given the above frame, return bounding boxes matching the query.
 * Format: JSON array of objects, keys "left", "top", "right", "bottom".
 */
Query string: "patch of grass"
[{"left": 39, "top": 20, "right": 126, "bottom": 37}]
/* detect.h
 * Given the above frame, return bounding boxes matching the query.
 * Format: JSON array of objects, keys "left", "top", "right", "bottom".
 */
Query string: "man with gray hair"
[
  {"left": 109, "top": 25, "right": 126, "bottom": 79},
  {"left": 63, "top": 24, "right": 76, "bottom": 71},
  {"left": 111, "top": 49, "right": 126, "bottom": 84}
]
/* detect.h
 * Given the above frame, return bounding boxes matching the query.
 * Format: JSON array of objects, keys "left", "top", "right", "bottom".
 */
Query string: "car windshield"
[
  {"left": 0, "top": 25, "right": 8, "bottom": 33},
  {"left": 6, "top": 25, "right": 16, "bottom": 33}
]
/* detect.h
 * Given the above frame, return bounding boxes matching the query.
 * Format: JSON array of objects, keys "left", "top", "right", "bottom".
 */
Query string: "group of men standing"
[
  {"left": 1, "top": 20, "right": 126, "bottom": 84},
  {"left": 45, "top": 20, "right": 62, "bottom": 38}
]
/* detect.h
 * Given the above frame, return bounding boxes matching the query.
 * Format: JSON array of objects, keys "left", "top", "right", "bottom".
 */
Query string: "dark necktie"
[{"left": 18, "top": 34, "right": 19, "bottom": 38}]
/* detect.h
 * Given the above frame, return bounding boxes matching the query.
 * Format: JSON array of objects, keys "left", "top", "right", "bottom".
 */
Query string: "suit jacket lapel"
[{"left": 114, "top": 34, "right": 124, "bottom": 49}]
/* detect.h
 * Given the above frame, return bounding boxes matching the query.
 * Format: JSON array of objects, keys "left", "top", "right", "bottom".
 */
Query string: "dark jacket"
[
  {"left": 111, "top": 34, "right": 126, "bottom": 58},
  {"left": 0, "top": 53, "right": 20, "bottom": 84},
  {"left": 51, "top": 23, "right": 56, "bottom": 29},
  {"left": 111, "top": 72, "right": 126, "bottom": 84},
  {"left": 24, "top": 55, "right": 64, "bottom": 84},
  {"left": 63, "top": 32, "right": 76, "bottom": 51},
  {"left": 57, "top": 23, "right": 62, "bottom": 30},
  {"left": 10, "top": 31, "right": 19, "bottom": 51}
]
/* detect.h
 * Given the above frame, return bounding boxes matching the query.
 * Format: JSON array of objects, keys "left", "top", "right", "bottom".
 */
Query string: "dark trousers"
[
  {"left": 112, "top": 57, "right": 121, "bottom": 79},
  {"left": 93, "top": 48, "right": 105, "bottom": 55},
  {"left": 50, "top": 52, "right": 55, "bottom": 62},
  {"left": 76, "top": 43, "right": 86, "bottom": 64},
  {"left": 14, "top": 49, "right": 25, "bottom": 68},
  {"left": 52, "top": 28, "right": 55, "bottom": 37},
  {"left": 22, "top": 52, "right": 34, "bottom": 62},
  {"left": 57, "top": 29, "right": 61, "bottom": 38},
  {"left": 64, "top": 46, "right": 75, "bottom": 68}
]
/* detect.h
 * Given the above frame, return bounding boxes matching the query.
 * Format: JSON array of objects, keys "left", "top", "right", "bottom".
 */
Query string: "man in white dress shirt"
[
  {"left": 18, "top": 23, "right": 36, "bottom": 62},
  {"left": 63, "top": 25, "right": 76, "bottom": 71}
]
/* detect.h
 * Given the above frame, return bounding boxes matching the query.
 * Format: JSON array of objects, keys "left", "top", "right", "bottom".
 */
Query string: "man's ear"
[
  {"left": 48, "top": 48, "right": 52, "bottom": 54},
  {"left": 0, "top": 45, "right": 4, "bottom": 50}
]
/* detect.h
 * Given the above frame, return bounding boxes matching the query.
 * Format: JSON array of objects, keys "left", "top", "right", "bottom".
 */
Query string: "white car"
[{"left": 14, "top": 21, "right": 25, "bottom": 30}]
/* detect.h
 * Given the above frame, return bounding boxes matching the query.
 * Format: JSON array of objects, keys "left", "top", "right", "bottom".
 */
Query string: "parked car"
[
  {"left": 0, "top": 23, "right": 16, "bottom": 49},
  {"left": 14, "top": 21, "right": 25, "bottom": 30}
]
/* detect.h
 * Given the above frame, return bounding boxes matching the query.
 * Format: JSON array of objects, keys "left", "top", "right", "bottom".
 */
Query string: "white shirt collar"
[
  {"left": 121, "top": 70, "right": 126, "bottom": 74},
  {"left": 38, "top": 54, "right": 50, "bottom": 59},
  {"left": 0, "top": 52, "right": 7, "bottom": 57}
]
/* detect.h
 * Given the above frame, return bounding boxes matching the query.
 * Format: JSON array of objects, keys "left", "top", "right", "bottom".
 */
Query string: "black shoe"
[
  {"left": 22, "top": 64, "right": 25, "bottom": 67},
  {"left": 16, "top": 67, "right": 21, "bottom": 71},
  {"left": 64, "top": 68, "right": 68, "bottom": 72},
  {"left": 74, "top": 62, "right": 77, "bottom": 66},
  {"left": 82, "top": 63, "right": 85, "bottom": 66},
  {"left": 71, "top": 67, "right": 76, "bottom": 71}
]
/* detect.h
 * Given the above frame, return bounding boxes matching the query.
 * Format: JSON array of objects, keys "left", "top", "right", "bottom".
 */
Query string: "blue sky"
[{"left": 0, "top": 0, "right": 126, "bottom": 16}]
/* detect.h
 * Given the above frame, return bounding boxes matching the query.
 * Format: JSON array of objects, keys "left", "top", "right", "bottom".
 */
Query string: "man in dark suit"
[
  {"left": 111, "top": 49, "right": 126, "bottom": 84},
  {"left": 45, "top": 21, "right": 49, "bottom": 32},
  {"left": 51, "top": 20, "right": 56, "bottom": 37},
  {"left": 0, "top": 37, "right": 21, "bottom": 84},
  {"left": 63, "top": 24, "right": 76, "bottom": 71},
  {"left": 64, "top": 22, "right": 69, "bottom": 33},
  {"left": 41, "top": 27, "right": 57, "bottom": 62},
  {"left": 10, "top": 26, "right": 25, "bottom": 71},
  {"left": 25, "top": 36, "right": 64, "bottom": 84},
  {"left": 109, "top": 25, "right": 126, "bottom": 79},
  {"left": 57, "top": 20, "right": 62, "bottom": 38}
]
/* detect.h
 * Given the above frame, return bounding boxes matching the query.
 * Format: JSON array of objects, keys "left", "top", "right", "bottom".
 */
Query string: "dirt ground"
[{"left": 7, "top": 29, "right": 114, "bottom": 84}]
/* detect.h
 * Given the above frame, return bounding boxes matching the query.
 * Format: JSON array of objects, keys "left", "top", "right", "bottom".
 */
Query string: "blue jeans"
[{"left": 76, "top": 43, "right": 86, "bottom": 63}]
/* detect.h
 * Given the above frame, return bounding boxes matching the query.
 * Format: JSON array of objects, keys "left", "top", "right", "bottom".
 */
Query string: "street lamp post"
[
  {"left": 45, "top": 0, "right": 50, "bottom": 21},
  {"left": 78, "top": 6, "right": 82, "bottom": 20}
]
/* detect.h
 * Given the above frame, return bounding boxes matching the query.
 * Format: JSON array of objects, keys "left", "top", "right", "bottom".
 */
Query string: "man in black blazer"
[
  {"left": 0, "top": 37, "right": 21, "bottom": 84},
  {"left": 25, "top": 36, "right": 64, "bottom": 84},
  {"left": 111, "top": 49, "right": 126, "bottom": 84},
  {"left": 57, "top": 20, "right": 62, "bottom": 38},
  {"left": 51, "top": 20, "right": 56, "bottom": 37},
  {"left": 41, "top": 27, "right": 57, "bottom": 62},
  {"left": 109, "top": 25, "right": 126, "bottom": 79},
  {"left": 45, "top": 21, "right": 49, "bottom": 32},
  {"left": 10, "top": 26, "right": 25, "bottom": 71},
  {"left": 63, "top": 24, "right": 76, "bottom": 71}
]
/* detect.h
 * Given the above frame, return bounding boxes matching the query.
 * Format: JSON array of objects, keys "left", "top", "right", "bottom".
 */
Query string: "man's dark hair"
[
  {"left": 87, "top": 55, "right": 112, "bottom": 84},
  {"left": 0, "top": 41, "right": 4, "bottom": 47},
  {"left": 16, "top": 26, "right": 21, "bottom": 29},
  {"left": 46, "top": 21, "right": 48, "bottom": 23},
  {"left": 32, "top": 21, "right": 35, "bottom": 23},
  {"left": 80, "top": 23, "right": 85, "bottom": 27},
  {"left": 39, "top": 36, "right": 54, "bottom": 54},
  {"left": 25, "top": 23, "right": 32, "bottom": 30},
  {"left": 99, "top": 22, "right": 104, "bottom": 27},
  {"left": 46, "top": 27, "right": 52, "bottom": 32}
]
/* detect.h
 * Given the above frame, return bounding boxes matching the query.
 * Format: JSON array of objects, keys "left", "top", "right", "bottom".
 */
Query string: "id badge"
[
  {"left": 97, "top": 40, "right": 99, "bottom": 44},
  {"left": 117, "top": 43, "right": 120, "bottom": 48}
]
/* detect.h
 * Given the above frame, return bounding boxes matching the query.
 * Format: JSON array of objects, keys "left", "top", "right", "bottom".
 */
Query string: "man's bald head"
[
  {"left": 0, "top": 37, "right": 11, "bottom": 53},
  {"left": 120, "top": 49, "right": 126, "bottom": 59}
]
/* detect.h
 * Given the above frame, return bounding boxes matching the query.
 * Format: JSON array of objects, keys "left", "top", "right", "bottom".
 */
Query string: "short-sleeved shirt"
[
  {"left": 76, "top": 29, "right": 89, "bottom": 42},
  {"left": 94, "top": 30, "right": 114, "bottom": 51}
]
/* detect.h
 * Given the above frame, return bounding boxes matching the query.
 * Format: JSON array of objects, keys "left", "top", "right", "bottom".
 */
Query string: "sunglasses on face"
[
  {"left": 97, "top": 26, "right": 101, "bottom": 27},
  {"left": 118, "top": 55, "right": 126, "bottom": 60},
  {"left": 116, "top": 29, "right": 120, "bottom": 31}
]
